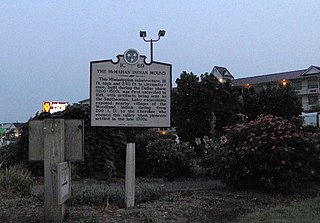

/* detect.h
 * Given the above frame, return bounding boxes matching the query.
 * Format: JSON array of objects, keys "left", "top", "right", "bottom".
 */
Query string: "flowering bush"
[
  {"left": 135, "top": 129, "right": 197, "bottom": 179},
  {"left": 215, "top": 115, "right": 320, "bottom": 192}
]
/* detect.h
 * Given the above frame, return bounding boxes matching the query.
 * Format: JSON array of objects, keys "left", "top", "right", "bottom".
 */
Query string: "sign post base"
[{"left": 125, "top": 143, "right": 135, "bottom": 208}]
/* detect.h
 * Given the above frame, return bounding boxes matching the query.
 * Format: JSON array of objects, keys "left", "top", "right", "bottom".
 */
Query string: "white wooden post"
[
  {"left": 43, "top": 119, "right": 66, "bottom": 222},
  {"left": 125, "top": 143, "right": 135, "bottom": 208}
]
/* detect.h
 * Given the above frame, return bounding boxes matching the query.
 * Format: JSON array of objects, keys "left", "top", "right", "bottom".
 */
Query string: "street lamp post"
[{"left": 140, "top": 30, "right": 166, "bottom": 62}]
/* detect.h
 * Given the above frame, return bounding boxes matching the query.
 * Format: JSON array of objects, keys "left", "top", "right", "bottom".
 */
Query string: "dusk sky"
[{"left": 1, "top": 1, "right": 320, "bottom": 123}]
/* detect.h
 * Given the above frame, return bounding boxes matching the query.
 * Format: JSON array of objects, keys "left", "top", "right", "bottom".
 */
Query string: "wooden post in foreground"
[
  {"left": 29, "top": 119, "right": 83, "bottom": 222},
  {"left": 125, "top": 143, "right": 136, "bottom": 208},
  {"left": 43, "top": 119, "right": 66, "bottom": 222}
]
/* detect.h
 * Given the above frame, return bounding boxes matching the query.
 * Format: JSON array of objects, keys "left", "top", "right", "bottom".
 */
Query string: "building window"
[
  {"left": 308, "top": 78, "right": 318, "bottom": 89},
  {"left": 308, "top": 95, "right": 318, "bottom": 105},
  {"left": 291, "top": 81, "right": 302, "bottom": 90}
]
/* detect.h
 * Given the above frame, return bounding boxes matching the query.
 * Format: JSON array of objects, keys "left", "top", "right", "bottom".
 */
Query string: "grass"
[
  {"left": 0, "top": 165, "right": 33, "bottom": 196},
  {"left": 67, "top": 183, "right": 165, "bottom": 208},
  {"left": 119, "top": 210, "right": 156, "bottom": 223},
  {"left": 239, "top": 196, "right": 320, "bottom": 223}
]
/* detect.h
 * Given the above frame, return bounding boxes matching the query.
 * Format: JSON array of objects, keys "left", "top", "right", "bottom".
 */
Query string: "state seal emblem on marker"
[{"left": 124, "top": 49, "right": 140, "bottom": 65}]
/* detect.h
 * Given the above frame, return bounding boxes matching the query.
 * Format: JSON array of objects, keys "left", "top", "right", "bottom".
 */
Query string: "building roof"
[
  {"left": 215, "top": 66, "right": 228, "bottom": 75},
  {"left": 12, "top": 123, "right": 25, "bottom": 128},
  {"left": 78, "top": 99, "right": 90, "bottom": 104},
  {"left": 211, "top": 66, "right": 234, "bottom": 79},
  {"left": 0, "top": 123, "right": 13, "bottom": 128},
  {"left": 232, "top": 69, "right": 307, "bottom": 87},
  {"left": 0, "top": 123, "right": 25, "bottom": 131},
  {"left": 301, "top": 65, "right": 320, "bottom": 76},
  {"left": 232, "top": 65, "right": 320, "bottom": 87}
]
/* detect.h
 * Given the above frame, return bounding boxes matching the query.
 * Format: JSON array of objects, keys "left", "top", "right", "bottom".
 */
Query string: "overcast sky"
[{"left": 1, "top": 1, "right": 320, "bottom": 123}]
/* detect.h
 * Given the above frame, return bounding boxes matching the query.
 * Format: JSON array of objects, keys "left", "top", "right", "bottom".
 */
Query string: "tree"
[
  {"left": 199, "top": 73, "right": 241, "bottom": 133},
  {"left": 172, "top": 72, "right": 242, "bottom": 144},
  {"left": 242, "top": 85, "right": 303, "bottom": 120},
  {"left": 172, "top": 72, "right": 202, "bottom": 143}
]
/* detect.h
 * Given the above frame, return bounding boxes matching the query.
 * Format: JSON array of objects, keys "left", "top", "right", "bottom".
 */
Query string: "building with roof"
[
  {"left": 0, "top": 122, "right": 25, "bottom": 147},
  {"left": 78, "top": 98, "right": 90, "bottom": 105},
  {"left": 230, "top": 65, "right": 320, "bottom": 111},
  {"left": 210, "top": 66, "right": 234, "bottom": 83}
]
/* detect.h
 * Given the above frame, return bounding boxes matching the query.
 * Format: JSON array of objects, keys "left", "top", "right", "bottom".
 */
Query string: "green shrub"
[
  {"left": 0, "top": 165, "right": 33, "bottom": 196},
  {"left": 135, "top": 129, "right": 174, "bottom": 176},
  {"left": 145, "top": 138, "right": 197, "bottom": 179},
  {"left": 215, "top": 115, "right": 320, "bottom": 192},
  {"left": 135, "top": 129, "right": 200, "bottom": 179},
  {"left": 199, "top": 138, "right": 223, "bottom": 177}
]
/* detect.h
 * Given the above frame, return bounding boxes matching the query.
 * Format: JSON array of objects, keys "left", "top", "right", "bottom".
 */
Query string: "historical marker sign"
[{"left": 90, "top": 49, "right": 171, "bottom": 127}]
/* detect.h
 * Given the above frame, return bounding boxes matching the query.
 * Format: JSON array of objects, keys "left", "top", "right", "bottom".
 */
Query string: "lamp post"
[{"left": 140, "top": 30, "right": 166, "bottom": 62}]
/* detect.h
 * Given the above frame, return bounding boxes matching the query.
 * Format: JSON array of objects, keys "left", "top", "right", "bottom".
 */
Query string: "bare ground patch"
[{"left": 1, "top": 182, "right": 320, "bottom": 222}]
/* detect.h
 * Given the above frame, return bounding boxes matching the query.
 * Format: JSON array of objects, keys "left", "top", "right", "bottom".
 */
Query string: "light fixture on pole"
[{"left": 139, "top": 30, "right": 166, "bottom": 62}]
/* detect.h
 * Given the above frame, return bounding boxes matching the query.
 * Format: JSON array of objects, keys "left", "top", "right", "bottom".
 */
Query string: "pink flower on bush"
[
  {"left": 217, "top": 114, "right": 320, "bottom": 192},
  {"left": 220, "top": 135, "right": 228, "bottom": 144},
  {"left": 292, "top": 132, "right": 300, "bottom": 138}
]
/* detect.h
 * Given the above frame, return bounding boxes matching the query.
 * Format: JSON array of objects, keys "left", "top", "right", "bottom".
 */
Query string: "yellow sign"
[
  {"left": 42, "top": 101, "right": 68, "bottom": 114},
  {"left": 43, "top": 102, "right": 51, "bottom": 113}
]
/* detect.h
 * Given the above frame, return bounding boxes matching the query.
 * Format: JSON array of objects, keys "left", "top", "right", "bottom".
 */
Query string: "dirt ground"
[{"left": 1, "top": 182, "right": 320, "bottom": 223}]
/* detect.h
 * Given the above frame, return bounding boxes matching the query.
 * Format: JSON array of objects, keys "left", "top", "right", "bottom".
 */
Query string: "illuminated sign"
[{"left": 42, "top": 101, "right": 69, "bottom": 114}]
